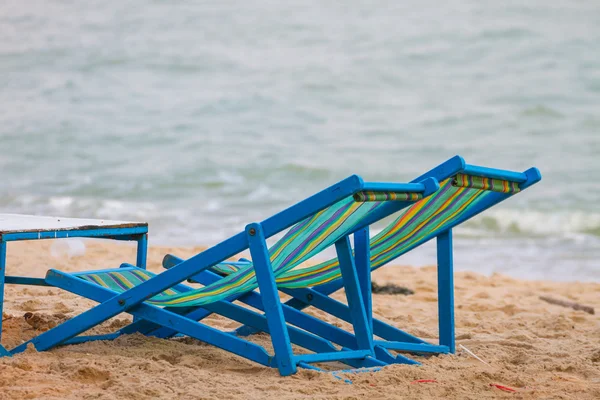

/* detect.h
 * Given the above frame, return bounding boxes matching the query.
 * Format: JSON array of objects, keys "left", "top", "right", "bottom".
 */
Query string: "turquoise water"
[{"left": 1, "top": 1, "right": 599, "bottom": 281}]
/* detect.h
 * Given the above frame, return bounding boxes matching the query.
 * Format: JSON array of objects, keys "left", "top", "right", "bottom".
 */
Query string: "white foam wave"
[
  {"left": 2, "top": 195, "right": 157, "bottom": 222},
  {"left": 462, "top": 209, "right": 600, "bottom": 237}
]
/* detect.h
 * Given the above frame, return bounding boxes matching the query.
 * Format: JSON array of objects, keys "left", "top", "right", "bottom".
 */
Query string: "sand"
[{"left": 1, "top": 240, "right": 599, "bottom": 399}]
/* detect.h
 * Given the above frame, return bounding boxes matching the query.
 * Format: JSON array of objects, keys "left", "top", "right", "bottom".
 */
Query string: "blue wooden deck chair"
[
  {"left": 6, "top": 175, "right": 441, "bottom": 376},
  {"left": 146, "top": 156, "right": 541, "bottom": 366}
]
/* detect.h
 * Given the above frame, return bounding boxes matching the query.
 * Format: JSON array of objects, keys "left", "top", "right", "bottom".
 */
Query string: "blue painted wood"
[
  {"left": 246, "top": 223, "right": 296, "bottom": 376},
  {"left": 360, "top": 182, "right": 425, "bottom": 192},
  {"left": 437, "top": 230, "right": 455, "bottom": 353},
  {"left": 1, "top": 226, "right": 148, "bottom": 242},
  {"left": 162, "top": 254, "right": 182, "bottom": 269},
  {"left": 374, "top": 340, "right": 449, "bottom": 354},
  {"left": 462, "top": 165, "right": 527, "bottom": 183},
  {"left": 0, "top": 241, "right": 5, "bottom": 345},
  {"left": 335, "top": 236, "right": 374, "bottom": 353},
  {"left": 294, "top": 349, "right": 371, "bottom": 364},
  {"left": 521, "top": 167, "right": 543, "bottom": 190},
  {"left": 134, "top": 234, "right": 147, "bottom": 324},
  {"left": 136, "top": 233, "right": 148, "bottom": 269},
  {"left": 354, "top": 227, "right": 372, "bottom": 332},
  {"left": 4, "top": 277, "right": 50, "bottom": 286}
]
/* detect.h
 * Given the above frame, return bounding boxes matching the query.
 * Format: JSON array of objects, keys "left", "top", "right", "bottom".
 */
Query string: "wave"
[{"left": 459, "top": 209, "right": 600, "bottom": 238}]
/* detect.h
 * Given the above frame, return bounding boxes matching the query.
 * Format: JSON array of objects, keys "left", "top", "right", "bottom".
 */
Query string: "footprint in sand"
[
  {"left": 54, "top": 302, "right": 73, "bottom": 314},
  {"left": 18, "top": 300, "right": 44, "bottom": 312},
  {"left": 71, "top": 366, "right": 111, "bottom": 383}
]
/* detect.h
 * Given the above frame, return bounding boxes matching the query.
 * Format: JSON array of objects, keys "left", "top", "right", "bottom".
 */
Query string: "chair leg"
[
  {"left": 436, "top": 229, "right": 455, "bottom": 353},
  {"left": 335, "top": 236, "right": 374, "bottom": 353},
  {"left": 354, "top": 227, "right": 373, "bottom": 333},
  {"left": 246, "top": 223, "right": 296, "bottom": 376}
]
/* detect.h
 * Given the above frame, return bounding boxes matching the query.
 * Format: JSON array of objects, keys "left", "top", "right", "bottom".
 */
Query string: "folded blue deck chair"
[
  {"left": 7, "top": 174, "right": 440, "bottom": 376},
  {"left": 149, "top": 156, "right": 541, "bottom": 365}
]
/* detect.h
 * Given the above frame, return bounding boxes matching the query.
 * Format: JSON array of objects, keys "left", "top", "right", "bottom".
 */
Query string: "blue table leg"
[
  {"left": 0, "top": 241, "right": 11, "bottom": 357},
  {"left": 136, "top": 233, "right": 148, "bottom": 270},
  {"left": 437, "top": 229, "right": 455, "bottom": 353},
  {"left": 132, "top": 233, "right": 148, "bottom": 323}
]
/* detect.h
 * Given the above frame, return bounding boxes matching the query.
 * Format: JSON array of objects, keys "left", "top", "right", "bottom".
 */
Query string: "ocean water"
[{"left": 1, "top": 1, "right": 599, "bottom": 281}]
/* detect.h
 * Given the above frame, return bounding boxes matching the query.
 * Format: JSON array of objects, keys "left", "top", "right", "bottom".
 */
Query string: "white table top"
[{"left": 0, "top": 213, "right": 147, "bottom": 234}]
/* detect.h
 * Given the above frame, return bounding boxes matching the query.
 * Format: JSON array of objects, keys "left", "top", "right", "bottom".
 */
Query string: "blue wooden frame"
[
  {"left": 3, "top": 174, "right": 441, "bottom": 376},
  {"left": 150, "top": 156, "right": 541, "bottom": 365},
  {"left": 0, "top": 224, "right": 148, "bottom": 357}
]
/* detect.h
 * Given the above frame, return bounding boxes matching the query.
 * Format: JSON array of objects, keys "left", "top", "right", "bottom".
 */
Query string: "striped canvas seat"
[
  {"left": 206, "top": 174, "right": 520, "bottom": 288},
  {"left": 76, "top": 190, "right": 419, "bottom": 307},
  {"left": 78, "top": 268, "right": 185, "bottom": 298}
]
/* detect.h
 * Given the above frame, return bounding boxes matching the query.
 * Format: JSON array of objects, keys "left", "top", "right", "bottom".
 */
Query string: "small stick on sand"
[
  {"left": 459, "top": 344, "right": 491, "bottom": 367},
  {"left": 539, "top": 296, "right": 595, "bottom": 315}
]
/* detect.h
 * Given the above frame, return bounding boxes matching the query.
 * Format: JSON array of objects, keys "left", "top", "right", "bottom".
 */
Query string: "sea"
[{"left": 1, "top": 1, "right": 599, "bottom": 281}]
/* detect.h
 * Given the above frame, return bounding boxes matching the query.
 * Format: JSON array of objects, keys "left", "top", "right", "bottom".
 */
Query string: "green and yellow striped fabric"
[
  {"left": 353, "top": 191, "right": 423, "bottom": 202},
  {"left": 79, "top": 268, "right": 186, "bottom": 299},
  {"left": 452, "top": 173, "right": 520, "bottom": 194}
]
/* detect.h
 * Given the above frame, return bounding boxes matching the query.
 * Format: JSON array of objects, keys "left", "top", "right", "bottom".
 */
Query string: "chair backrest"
[{"left": 274, "top": 173, "right": 525, "bottom": 289}]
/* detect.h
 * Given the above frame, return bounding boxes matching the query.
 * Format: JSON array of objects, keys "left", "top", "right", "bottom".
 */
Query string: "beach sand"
[{"left": 1, "top": 240, "right": 599, "bottom": 399}]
